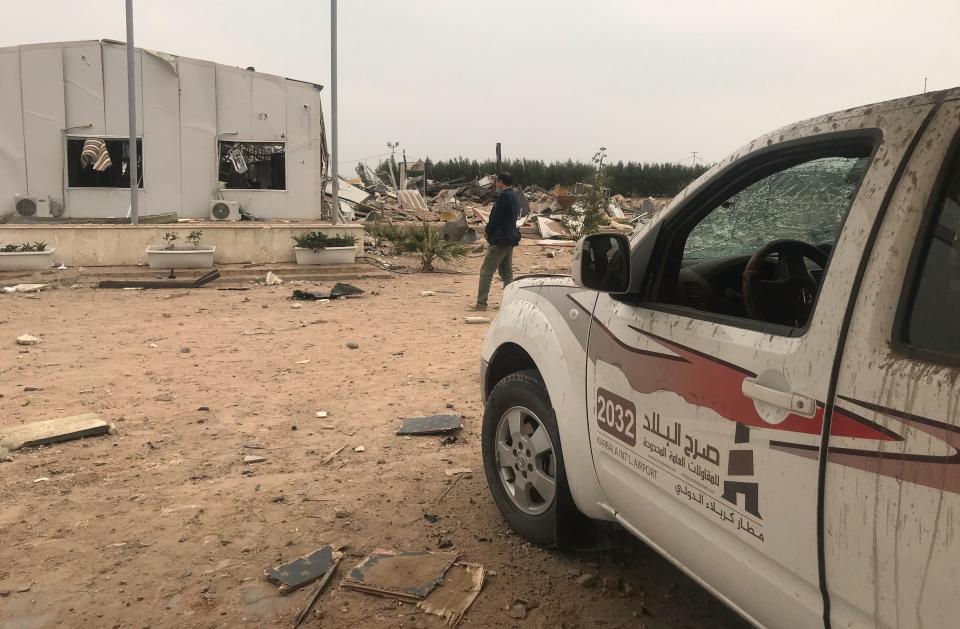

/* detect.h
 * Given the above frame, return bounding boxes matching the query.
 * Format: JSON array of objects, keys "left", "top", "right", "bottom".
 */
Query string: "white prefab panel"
[
  {"left": 216, "top": 67, "right": 251, "bottom": 137},
  {"left": 0, "top": 50, "right": 27, "bottom": 212},
  {"left": 284, "top": 81, "right": 322, "bottom": 218},
  {"left": 219, "top": 190, "right": 287, "bottom": 219},
  {"left": 20, "top": 46, "right": 65, "bottom": 202},
  {"left": 140, "top": 52, "right": 181, "bottom": 214},
  {"left": 251, "top": 75, "right": 285, "bottom": 141},
  {"left": 62, "top": 43, "right": 105, "bottom": 134},
  {"left": 66, "top": 188, "right": 133, "bottom": 218},
  {"left": 102, "top": 44, "right": 143, "bottom": 136},
  {"left": 178, "top": 59, "right": 217, "bottom": 219}
]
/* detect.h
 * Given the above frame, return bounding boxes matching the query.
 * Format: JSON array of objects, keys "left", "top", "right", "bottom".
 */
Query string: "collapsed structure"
[
  {"left": 342, "top": 161, "right": 671, "bottom": 241},
  {"left": 0, "top": 40, "right": 328, "bottom": 221}
]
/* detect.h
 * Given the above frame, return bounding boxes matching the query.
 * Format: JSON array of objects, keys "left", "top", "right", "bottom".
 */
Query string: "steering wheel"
[{"left": 742, "top": 239, "right": 829, "bottom": 326}]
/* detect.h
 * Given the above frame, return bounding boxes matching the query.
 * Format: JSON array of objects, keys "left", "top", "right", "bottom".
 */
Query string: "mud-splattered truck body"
[{"left": 480, "top": 87, "right": 960, "bottom": 628}]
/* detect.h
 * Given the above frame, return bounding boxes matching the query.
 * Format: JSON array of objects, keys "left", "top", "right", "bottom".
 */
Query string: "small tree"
[
  {"left": 163, "top": 232, "right": 179, "bottom": 250},
  {"left": 186, "top": 230, "right": 203, "bottom": 248},
  {"left": 563, "top": 148, "right": 610, "bottom": 239}
]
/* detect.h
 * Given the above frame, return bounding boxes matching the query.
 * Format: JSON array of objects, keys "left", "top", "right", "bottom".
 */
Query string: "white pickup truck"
[{"left": 480, "top": 87, "right": 960, "bottom": 629}]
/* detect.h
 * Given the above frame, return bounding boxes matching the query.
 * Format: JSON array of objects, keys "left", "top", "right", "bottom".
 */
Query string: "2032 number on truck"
[{"left": 480, "top": 86, "right": 960, "bottom": 629}]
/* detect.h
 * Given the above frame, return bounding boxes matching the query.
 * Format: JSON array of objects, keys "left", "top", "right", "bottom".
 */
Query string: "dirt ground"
[{"left": 0, "top": 243, "right": 748, "bottom": 629}]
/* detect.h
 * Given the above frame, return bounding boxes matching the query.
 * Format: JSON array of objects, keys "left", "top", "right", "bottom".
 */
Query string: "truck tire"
[{"left": 482, "top": 369, "right": 572, "bottom": 546}]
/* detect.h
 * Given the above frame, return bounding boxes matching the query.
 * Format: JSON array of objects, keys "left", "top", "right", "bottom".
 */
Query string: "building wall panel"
[
  {"left": 0, "top": 49, "right": 27, "bottom": 212},
  {"left": 178, "top": 58, "right": 217, "bottom": 219},
  {"left": 252, "top": 75, "right": 286, "bottom": 141},
  {"left": 102, "top": 44, "right": 142, "bottom": 136},
  {"left": 20, "top": 46, "right": 65, "bottom": 204},
  {"left": 62, "top": 43, "right": 105, "bottom": 135}
]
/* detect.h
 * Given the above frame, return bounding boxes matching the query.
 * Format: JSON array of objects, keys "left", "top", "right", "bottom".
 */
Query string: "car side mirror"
[{"left": 573, "top": 233, "right": 632, "bottom": 294}]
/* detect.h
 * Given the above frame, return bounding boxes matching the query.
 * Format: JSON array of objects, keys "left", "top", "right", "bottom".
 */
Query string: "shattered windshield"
[{"left": 684, "top": 155, "right": 870, "bottom": 260}]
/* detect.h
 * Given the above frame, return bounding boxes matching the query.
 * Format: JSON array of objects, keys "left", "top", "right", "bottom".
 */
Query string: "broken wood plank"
[
  {"left": 97, "top": 269, "right": 220, "bottom": 289},
  {"left": 0, "top": 413, "right": 109, "bottom": 450},
  {"left": 322, "top": 443, "right": 347, "bottom": 465}
]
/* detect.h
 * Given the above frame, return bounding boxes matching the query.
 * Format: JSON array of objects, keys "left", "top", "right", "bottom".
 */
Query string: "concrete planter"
[
  {"left": 294, "top": 246, "right": 356, "bottom": 266},
  {"left": 0, "top": 248, "right": 56, "bottom": 271},
  {"left": 145, "top": 245, "right": 216, "bottom": 269}
]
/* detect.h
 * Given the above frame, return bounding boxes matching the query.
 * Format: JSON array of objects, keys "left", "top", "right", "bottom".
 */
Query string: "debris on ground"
[
  {"left": 2, "top": 283, "right": 48, "bottom": 293},
  {"left": 98, "top": 269, "right": 220, "bottom": 289},
  {"left": 577, "top": 573, "right": 598, "bottom": 588},
  {"left": 292, "top": 554, "right": 341, "bottom": 629},
  {"left": 396, "top": 414, "right": 462, "bottom": 436},
  {"left": 418, "top": 562, "right": 485, "bottom": 627},
  {"left": 330, "top": 283, "right": 364, "bottom": 298},
  {"left": 463, "top": 317, "right": 490, "bottom": 324},
  {"left": 322, "top": 443, "right": 347, "bottom": 464},
  {"left": 16, "top": 334, "right": 40, "bottom": 345},
  {"left": 266, "top": 545, "right": 339, "bottom": 593},
  {"left": 353, "top": 445, "right": 365, "bottom": 453},
  {"left": 265, "top": 271, "right": 284, "bottom": 286},
  {"left": 243, "top": 455, "right": 267, "bottom": 464},
  {"left": 341, "top": 549, "right": 458, "bottom": 602},
  {"left": 444, "top": 467, "right": 472, "bottom": 477},
  {"left": 315, "top": 411, "right": 328, "bottom": 419},
  {"left": 346, "top": 342, "right": 360, "bottom": 350},
  {"left": 0, "top": 412, "right": 109, "bottom": 451}
]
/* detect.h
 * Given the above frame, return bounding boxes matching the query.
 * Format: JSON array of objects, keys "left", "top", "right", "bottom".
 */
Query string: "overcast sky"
[{"left": 3, "top": 1, "right": 959, "bottom": 168}]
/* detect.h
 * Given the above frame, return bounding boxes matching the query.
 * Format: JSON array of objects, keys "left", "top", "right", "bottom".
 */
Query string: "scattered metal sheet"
[
  {"left": 341, "top": 549, "right": 458, "bottom": 602},
  {"left": 536, "top": 216, "right": 571, "bottom": 239},
  {"left": 97, "top": 269, "right": 220, "bottom": 289},
  {"left": 417, "top": 562, "right": 485, "bottom": 627},
  {"left": 396, "top": 414, "right": 462, "bottom": 436},
  {"left": 0, "top": 413, "right": 109, "bottom": 451},
  {"left": 266, "top": 545, "right": 338, "bottom": 593}
]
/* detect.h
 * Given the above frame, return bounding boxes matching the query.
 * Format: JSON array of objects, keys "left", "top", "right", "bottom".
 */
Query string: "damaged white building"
[{"left": 0, "top": 40, "right": 329, "bottom": 221}]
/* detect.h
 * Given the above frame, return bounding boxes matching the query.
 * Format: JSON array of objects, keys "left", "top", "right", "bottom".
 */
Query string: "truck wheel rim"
[{"left": 495, "top": 405, "right": 557, "bottom": 516}]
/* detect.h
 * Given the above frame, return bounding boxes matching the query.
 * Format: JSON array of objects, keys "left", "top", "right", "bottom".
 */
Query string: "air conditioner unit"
[
  {"left": 209, "top": 200, "right": 240, "bottom": 221},
  {"left": 14, "top": 194, "right": 52, "bottom": 218}
]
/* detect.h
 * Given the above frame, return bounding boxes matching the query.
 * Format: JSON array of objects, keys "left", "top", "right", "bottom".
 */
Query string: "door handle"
[{"left": 741, "top": 378, "right": 816, "bottom": 418}]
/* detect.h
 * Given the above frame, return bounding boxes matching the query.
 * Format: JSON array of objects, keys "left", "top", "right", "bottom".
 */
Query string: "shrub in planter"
[
  {"left": 146, "top": 230, "right": 215, "bottom": 269},
  {"left": 0, "top": 241, "right": 56, "bottom": 271},
  {"left": 292, "top": 232, "right": 358, "bottom": 265},
  {"left": 370, "top": 222, "right": 467, "bottom": 272},
  {"left": 291, "top": 232, "right": 357, "bottom": 251}
]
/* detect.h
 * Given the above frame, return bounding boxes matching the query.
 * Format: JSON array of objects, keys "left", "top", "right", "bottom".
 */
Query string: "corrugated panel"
[
  {"left": 251, "top": 75, "right": 285, "bottom": 141},
  {"left": 178, "top": 58, "right": 217, "bottom": 219},
  {"left": 215, "top": 66, "right": 251, "bottom": 137},
  {"left": 0, "top": 49, "right": 27, "bottom": 210},
  {"left": 62, "top": 42, "right": 105, "bottom": 134},
  {"left": 140, "top": 51, "right": 181, "bottom": 213},
  {"left": 20, "top": 46, "right": 65, "bottom": 199},
  {"left": 102, "top": 43, "right": 142, "bottom": 136}
]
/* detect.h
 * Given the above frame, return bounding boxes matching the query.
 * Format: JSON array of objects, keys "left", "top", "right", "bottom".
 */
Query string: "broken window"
[
  {"left": 218, "top": 141, "right": 286, "bottom": 190},
  {"left": 67, "top": 137, "right": 144, "bottom": 188}
]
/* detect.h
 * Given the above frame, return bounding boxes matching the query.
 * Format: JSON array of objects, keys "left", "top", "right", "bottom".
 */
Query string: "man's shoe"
[{"left": 468, "top": 303, "right": 487, "bottom": 311}]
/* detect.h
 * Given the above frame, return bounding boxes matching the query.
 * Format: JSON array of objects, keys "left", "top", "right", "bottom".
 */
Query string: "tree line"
[{"left": 374, "top": 156, "right": 710, "bottom": 197}]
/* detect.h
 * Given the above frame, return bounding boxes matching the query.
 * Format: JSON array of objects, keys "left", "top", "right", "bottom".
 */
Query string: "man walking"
[{"left": 473, "top": 172, "right": 521, "bottom": 310}]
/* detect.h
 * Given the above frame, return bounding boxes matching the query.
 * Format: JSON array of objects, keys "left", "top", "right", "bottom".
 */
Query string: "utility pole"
[
  {"left": 923, "top": 77, "right": 928, "bottom": 93},
  {"left": 124, "top": 0, "right": 139, "bottom": 224},
  {"left": 387, "top": 141, "right": 399, "bottom": 188},
  {"left": 496, "top": 142, "right": 502, "bottom": 175},
  {"left": 330, "top": 0, "right": 341, "bottom": 223},
  {"left": 691, "top": 151, "right": 698, "bottom": 168}
]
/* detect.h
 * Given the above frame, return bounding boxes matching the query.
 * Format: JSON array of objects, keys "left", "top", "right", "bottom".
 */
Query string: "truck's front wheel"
[{"left": 482, "top": 369, "right": 571, "bottom": 546}]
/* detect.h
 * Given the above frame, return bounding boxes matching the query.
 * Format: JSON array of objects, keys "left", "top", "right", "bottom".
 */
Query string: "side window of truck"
[
  {"left": 900, "top": 142, "right": 960, "bottom": 359},
  {"left": 649, "top": 139, "right": 875, "bottom": 331}
]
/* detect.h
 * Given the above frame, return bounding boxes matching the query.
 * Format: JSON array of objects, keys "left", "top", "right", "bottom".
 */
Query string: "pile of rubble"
[{"left": 328, "top": 167, "right": 672, "bottom": 243}]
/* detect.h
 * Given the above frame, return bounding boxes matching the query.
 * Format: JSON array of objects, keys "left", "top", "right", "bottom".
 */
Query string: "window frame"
[
  {"left": 217, "top": 140, "right": 287, "bottom": 191},
  {"left": 65, "top": 135, "right": 145, "bottom": 190},
  {"left": 892, "top": 129, "right": 960, "bottom": 367},
  {"left": 625, "top": 130, "right": 882, "bottom": 338}
]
